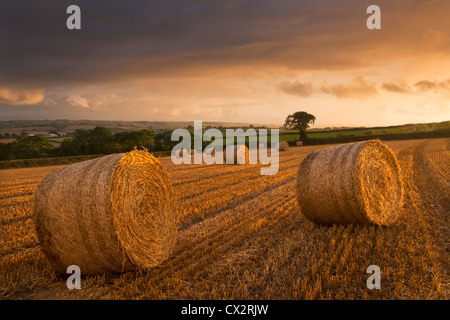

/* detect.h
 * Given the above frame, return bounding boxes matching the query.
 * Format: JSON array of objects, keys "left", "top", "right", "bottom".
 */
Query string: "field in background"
[
  {"left": 0, "top": 120, "right": 277, "bottom": 136},
  {"left": 0, "top": 138, "right": 448, "bottom": 300},
  {"left": 280, "top": 121, "right": 450, "bottom": 145}
]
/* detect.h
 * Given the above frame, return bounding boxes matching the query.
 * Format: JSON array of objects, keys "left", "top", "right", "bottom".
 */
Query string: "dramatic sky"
[{"left": 1, "top": 0, "right": 449, "bottom": 127}]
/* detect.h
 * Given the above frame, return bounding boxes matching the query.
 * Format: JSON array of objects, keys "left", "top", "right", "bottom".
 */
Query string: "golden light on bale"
[
  {"left": 278, "top": 141, "right": 290, "bottom": 151},
  {"left": 296, "top": 141, "right": 303, "bottom": 146},
  {"left": 296, "top": 140, "right": 403, "bottom": 225},
  {"left": 223, "top": 145, "right": 249, "bottom": 164},
  {"left": 34, "top": 150, "right": 178, "bottom": 275}
]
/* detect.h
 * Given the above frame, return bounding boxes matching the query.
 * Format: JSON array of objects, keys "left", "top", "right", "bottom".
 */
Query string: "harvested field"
[{"left": 0, "top": 139, "right": 448, "bottom": 300}]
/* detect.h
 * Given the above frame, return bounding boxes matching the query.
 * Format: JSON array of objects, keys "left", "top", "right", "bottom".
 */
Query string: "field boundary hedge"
[
  {"left": 286, "top": 128, "right": 450, "bottom": 146},
  {"left": 0, "top": 155, "right": 104, "bottom": 170}
]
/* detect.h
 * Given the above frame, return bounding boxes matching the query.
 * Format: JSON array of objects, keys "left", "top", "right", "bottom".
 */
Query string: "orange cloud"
[
  {"left": 0, "top": 87, "right": 45, "bottom": 105},
  {"left": 67, "top": 95, "right": 90, "bottom": 108},
  {"left": 415, "top": 79, "right": 450, "bottom": 92},
  {"left": 279, "top": 77, "right": 378, "bottom": 100},
  {"left": 278, "top": 81, "right": 314, "bottom": 97},
  {"left": 382, "top": 81, "right": 412, "bottom": 94},
  {"left": 319, "top": 77, "right": 378, "bottom": 99}
]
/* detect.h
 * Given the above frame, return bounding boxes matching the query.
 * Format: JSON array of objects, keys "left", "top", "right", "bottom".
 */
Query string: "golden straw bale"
[
  {"left": 296, "top": 141, "right": 303, "bottom": 146},
  {"left": 278, "top": 141, "right": 290, "bottom": 151},
  {"left": 34, "top": 150, "right": 178, "bottom": 274},
  {"left": 296, "top": 140, "right": 403, "bottom": 225},
  {"left": 223, "top": 145, "right": 249, "bottom": 164}
]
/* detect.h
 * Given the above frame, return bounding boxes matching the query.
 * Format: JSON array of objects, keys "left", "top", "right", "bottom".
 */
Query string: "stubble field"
[{"left": 0, "top": 138, "right": 448, "bottom": 300}]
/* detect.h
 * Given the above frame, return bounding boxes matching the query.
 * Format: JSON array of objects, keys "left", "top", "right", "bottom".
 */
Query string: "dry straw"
[
  {"left": 223, "top": 145, "right": 249, "bottom": 164},
  {"left": 278, "top": 141, "right": 290, "bottom": 151},
  {"left": 296, "top": 141, "right": 303, "bottom": 146},
  {"left": 34, "top": 150, "right": 178, "bottom": 274},
  {"left": 296, "top": 140, "right": 403, "bottom": 225}
]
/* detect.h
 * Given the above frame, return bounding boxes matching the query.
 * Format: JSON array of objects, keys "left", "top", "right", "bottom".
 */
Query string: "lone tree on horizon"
[{"left": 284, "top": 111, "right": 316, "bottom": 142}]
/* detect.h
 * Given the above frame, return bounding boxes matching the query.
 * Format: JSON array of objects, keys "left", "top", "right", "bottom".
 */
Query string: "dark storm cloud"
[
  {"left": 0, "top": 0, "right": 449, "bottom": 122},
  {"left": 5, "top": 0, "right": 448, "bottom": 88}
]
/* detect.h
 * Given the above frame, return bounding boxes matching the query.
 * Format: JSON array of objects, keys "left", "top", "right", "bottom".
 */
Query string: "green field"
[
  {"left": 214, "top": 121, "right": 450, "bottom": 146},
  {"left": 280, "top": 121, "right": 450, "bottom": 144}
]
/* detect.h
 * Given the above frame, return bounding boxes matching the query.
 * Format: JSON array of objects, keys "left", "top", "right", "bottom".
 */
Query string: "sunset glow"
[{"left": 1, "top": 0, "right": 449, "bottom": 127}]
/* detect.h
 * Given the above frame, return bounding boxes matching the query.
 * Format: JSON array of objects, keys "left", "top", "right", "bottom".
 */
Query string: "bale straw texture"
[
  {"left": 34, "top": 150, "right": 178, "bottom": 274},
  {"left": 223, "top": 145, "right": 249, "bottom": 164},
  {"left": 296, "top": 140, "right": 403, "bottom": 225},
  {"left": 278, "top": 141, "right": 290, "bottom": 151}
]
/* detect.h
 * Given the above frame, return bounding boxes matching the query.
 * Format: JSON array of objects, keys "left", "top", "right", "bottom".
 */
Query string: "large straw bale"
[
  {"left": 296, "top": 140, "right": 403, "bottom": 225},
  {"left": 34, "top": 150, "right": 178, "bottom": 274}
]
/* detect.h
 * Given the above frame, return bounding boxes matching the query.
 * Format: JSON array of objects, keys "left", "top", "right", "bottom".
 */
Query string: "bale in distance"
[
  {"left": 278, "top": 141, "right": 290, "bottom": 151},
  {"left": 34, "top": 150, "right": 178, "bottom": 275},
  {"left": 177, "top": 148, "right": 189, "bottom": 158},
  {"left": 296, "top": 140, "right": 403, "bottom": 225},
  {"left": 203, "top": 147, "right": 216, "bottom": 157},
  {"left": 296, "top": 141, "right": 303, "bottom": 147},
  {"left": 223, "top": 145, "right": 249, "bottom": 164}
]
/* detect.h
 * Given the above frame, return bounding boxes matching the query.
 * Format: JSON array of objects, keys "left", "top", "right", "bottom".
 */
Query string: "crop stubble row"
[{"left": 0, "top": 139, "right": 448, "bottom": 299}]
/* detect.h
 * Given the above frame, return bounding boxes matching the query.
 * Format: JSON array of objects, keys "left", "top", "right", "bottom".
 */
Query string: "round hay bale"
[
  {"left": 34, "top": 150, "right": 178, "bottom": 275},
  {"left": 223, "top": 145, "right": 249, "bottom": 164},
  {"left": 278, "top": 141, "right": 290, "bottom": 151},
  {"left": 177, "top": 148, "right": 189, "bottom": 158},
  {"left": 296, "top": 140, "right": 403, "bottom": 225},
  {"left": 296, "top": 141, "right": 303, "bottom": 146}
]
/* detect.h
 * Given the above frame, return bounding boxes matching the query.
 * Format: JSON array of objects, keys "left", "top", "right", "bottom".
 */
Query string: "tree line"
[
  {"left": 0, "top": 125, "right": 281, "bottom": 161},
  {"left": 0, "top": 127, "right": 161, "bottom": 161},
  {"left": 0, "top": 112, "right": 316, "bottom": 161}
]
